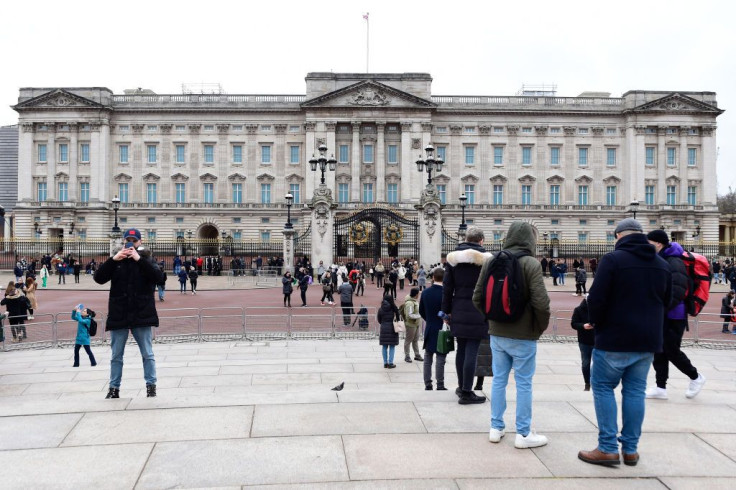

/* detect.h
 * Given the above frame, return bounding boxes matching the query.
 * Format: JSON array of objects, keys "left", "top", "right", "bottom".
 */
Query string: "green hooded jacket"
[{"left": 472, "top": 221, "right": 551, "bottom": 340}]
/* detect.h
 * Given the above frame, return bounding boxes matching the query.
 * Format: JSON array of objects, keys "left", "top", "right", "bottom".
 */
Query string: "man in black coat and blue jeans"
[
  {"left": 443, "top": 226, "right": 493, "bottom": 405},
  {"left": 645, "top": 230, "right": 705, "bottom": 400},
  {"left": 94, "top": 228, "right": 164, "bottom": 399},
  {"left": 579, "top": 218, "right": 671, "bottom": 467}
]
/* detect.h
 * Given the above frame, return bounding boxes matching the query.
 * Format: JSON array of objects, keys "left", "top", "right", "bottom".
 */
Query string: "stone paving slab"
[
  {"left": 135, "top": 436, "right": 349, "bottom": 488},
  {"left": 246, "top": 480, "right": 460, "bottom": 489},
  {"left": 457, "top": 478, "right": 668, "bottom": 489},
  {"left": 62, "top": 406, "right": 252, "bottom": 445},
  {"left": 0, "top": 413, "right": 82, "bottom": 450},
  {"left": 659, "top": 477, "right": 736, "bottom": 489},
  {"left": 251, "top": 402, "right": 426, "bottom": 437},
  {"left": 1, "top": 443, "right": 153, "bottom": 489}
]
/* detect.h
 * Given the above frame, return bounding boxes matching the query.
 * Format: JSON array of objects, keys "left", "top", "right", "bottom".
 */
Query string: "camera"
[{"left": 124, "top": 242, "right": 135, "bottom": 249}]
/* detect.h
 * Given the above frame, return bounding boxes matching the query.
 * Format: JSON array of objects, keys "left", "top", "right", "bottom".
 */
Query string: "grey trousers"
[
  {"left": 423, "top": 351, "right": 447, "bottom": 386},
  {"left": 404, "top": 326, "right": 421, "bottom": 357}
]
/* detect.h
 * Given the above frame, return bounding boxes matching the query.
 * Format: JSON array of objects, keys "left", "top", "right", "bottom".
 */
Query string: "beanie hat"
[
  {"left": 646, "top": 229, "right": 670, "bottom": 247},
  {"left": 614, "top": 218, "right": 643, "bottom": 235}
]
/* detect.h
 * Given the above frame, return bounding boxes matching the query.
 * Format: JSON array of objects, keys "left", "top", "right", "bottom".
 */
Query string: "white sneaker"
[
  {"left": 515, "top": 431, "right": 548, "bottom": 448},
  {"left": 645, "top": 386, "right": 668, "bottom": 400},
  {"left": 489, "top": 428, "right": 505, "bottom": 443},
  {"left": 685, "top": 374, "right": 706, "bottom": 398}
]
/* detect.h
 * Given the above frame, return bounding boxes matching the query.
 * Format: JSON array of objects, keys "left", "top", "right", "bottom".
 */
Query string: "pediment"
[
  {"left": 489, "top": 173, "right": 508, "bottom": 183},
  {"left": 461, "top": 173, "right": 479, "bottom": 183},
  {"left": 432, "top": 173, "right": 450, "bottom": 184},
  {"left": 256, "top": 172, "right": 275, "bottom": 182},
  {"left": 603, "top": 175, "right": 621, "bottom": 184},
  {"left": 285, "top": 173, "right": 304, "bottom": 182},
  {"left": 113, "top": 172, "right": 132, "bottom": 182},
  {"left": 14, "top": 89, "right": 108, "bottom": 111},
  {"left": 385, "top": 172, "right": 401, "bottom": 180},
  {"left": 546, "top": 174, "right": 565, "bottom": 183},
  {"left": 171, "top": 172, "right": 189, "bottom": 181},
  {"left": 55, "top": 171, "right": 69, "bottom": 180},
  {"left": 199, "top": 172, "right": 218, "bottom": 181},
  {"left": 301, "top": 80, "right": 435, "bottom": 109},
  {"left": 518, "top": 174, "right": 536, "bottom": 182},
  {"left": 227, "top": 172, "right": 247, "bottom": 181},
  {"left": 628, "top": 93, "right": 723, "bottom": 115},
  {"left": 142, "top": 172, "right": 160, "bottom": 181},
  {"left": 666, "top": 174, "right": 681, "bottom": 183},
  {"left": 575, "top": 174, "right": 593, "bottom": 184}
]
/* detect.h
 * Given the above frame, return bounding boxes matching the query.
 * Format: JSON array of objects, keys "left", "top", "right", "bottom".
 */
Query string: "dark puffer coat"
[
  {"left": 377, "top": 298, "right": 400, "bottom": 346},
  {"left": 1, "top": 290, "right": 30, "bottom": 320},
  {"left": 94, "top": 248, "right": 164, "bottom": 331},
  {"left": 474, "top": 337, "right": 493, "bottom": 377},
  {"left": 571, "top": 297, "right": 595, "bottom": 346},
  {"left": 660, "top": 242, "right": 689, "bottom": 320},
  {"left": 442, "top": 242, "right": 493, "bottom": 339}
]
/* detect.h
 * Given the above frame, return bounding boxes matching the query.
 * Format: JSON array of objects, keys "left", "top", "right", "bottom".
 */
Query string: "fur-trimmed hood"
[{"left": 446, "top": 243, "right": 493, "bottom": 267}]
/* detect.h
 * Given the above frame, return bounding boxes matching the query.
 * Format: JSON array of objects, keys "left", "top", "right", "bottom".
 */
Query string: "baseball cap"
[
  {"left": 614, "top": 218, "right": 643, "bottom": 235},
  {"left": 123, "top": 228, "right": 141, "bottom": 241}
]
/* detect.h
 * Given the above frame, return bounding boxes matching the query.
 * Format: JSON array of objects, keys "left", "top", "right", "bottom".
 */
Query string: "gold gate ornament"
[
  {"left": 350, "top": 222, "right": 370, "bottom": 245},
  {"left": 384, "top": 224, "right": 403, "bottom": 246}
]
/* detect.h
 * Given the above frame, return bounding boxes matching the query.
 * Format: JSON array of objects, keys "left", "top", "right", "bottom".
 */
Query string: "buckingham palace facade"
[{"left": 12, "top": 72, "right": 723, "bottom": 244}]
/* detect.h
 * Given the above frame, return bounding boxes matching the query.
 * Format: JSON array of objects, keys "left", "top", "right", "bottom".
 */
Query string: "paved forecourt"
[{"left": 0, "top": 337, "right": 735, "bottom": 488}]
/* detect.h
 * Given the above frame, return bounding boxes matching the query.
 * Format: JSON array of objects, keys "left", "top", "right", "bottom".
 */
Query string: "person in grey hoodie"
[
  {"left": 472, "top": 221, "right": 551, "bottom": 449},
  {"left": 338, "top": 275, "right": 354, "bottom": 326}
]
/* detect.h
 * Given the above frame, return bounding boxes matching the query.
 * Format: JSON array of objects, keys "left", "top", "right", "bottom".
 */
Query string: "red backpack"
[{"left": 681, "top": 251, "right": 712, "bottom": 316}]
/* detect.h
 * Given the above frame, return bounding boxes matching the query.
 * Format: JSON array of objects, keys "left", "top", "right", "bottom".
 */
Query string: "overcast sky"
[{"left": 1, "top": 0, "right": 734, "bottom": 193}]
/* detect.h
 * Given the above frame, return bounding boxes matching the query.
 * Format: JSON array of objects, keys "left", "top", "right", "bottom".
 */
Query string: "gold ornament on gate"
[
  {"left": 384, "top": 224, "right": 403, "bottom": 246},
  {"left": 350, "top": 222, "right": 369, "bottom": 245}
]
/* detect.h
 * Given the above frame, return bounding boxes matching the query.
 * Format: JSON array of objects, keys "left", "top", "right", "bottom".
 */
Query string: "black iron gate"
[{"left": 334, "top": 207, "right": 419, "bottom": 264}]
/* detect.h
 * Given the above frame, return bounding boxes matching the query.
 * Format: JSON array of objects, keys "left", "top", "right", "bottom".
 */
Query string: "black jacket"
[
  {"left": 94, "top": 249, "right": 164, "bottom": 331},
  {"left": 442, "top": 242, "right": 492, "bottom": 339},
  {"left": 1, "top": 290, "right": 30, "bottom": 320},
  {"left": 377, "top": 298, "right": 400, "bottom": 346},
  {"left": 571, "top": 297, "right": 595, "bottom": 346},
  {"left": 587, "top": 233, "right": 671, "bottom": 353}
]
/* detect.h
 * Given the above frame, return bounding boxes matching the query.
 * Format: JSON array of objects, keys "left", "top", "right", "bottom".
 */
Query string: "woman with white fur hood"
[{"left": 442, "top": 226, "right": 494, "bottom": 405}]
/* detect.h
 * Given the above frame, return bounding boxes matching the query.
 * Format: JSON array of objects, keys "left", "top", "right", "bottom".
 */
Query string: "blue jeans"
[
  {"left": 109, "top": 327, "right": 157, "bottom": 388},
  {"left": 157, "top": 285, "right": 165, "bottom": 300},
  {"left": 579, "top": 343, "right": 594, "bottom": 385},
  {"left": 382, "top": 345, "right": 395, "bottom": 364},
  {"left": 490, "top": 335, "right": 537, "bottom": 437},
  {"left": 591, "top": 349, "right": 653, "bottom": 454}
]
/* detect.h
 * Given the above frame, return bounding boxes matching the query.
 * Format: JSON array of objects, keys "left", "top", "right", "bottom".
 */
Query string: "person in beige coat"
[{"left": 24, "top": 276, "right": 38, "bottom": 320}]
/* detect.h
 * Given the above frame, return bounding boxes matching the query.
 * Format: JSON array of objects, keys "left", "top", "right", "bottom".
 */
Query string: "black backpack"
[
  {"left": 479, "top": 250, "right": 529, "bottom": 323},
  {"left": 88, "top": 317, "right": 98, "bottom": 336}
]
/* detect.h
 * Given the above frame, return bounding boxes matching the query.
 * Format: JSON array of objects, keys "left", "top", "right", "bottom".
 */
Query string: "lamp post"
[
  {"left": 415, "top": 144, "right": 444, "bottom": 186},
  {"left": 629, "top": 200, "right": 640, "bottom": 220},
  {"left": 284, "top": 192, "right": 294, "bottom": 230},
  {"left": 458, "top": 193, "right": 468, "bottom": 239},
  {"left": 186, "top": 229, "right": 193, "bottom": 262},
  {"left": 309, "top": 144, "right": 337, "bottom": 185},
  {"left": 543, "top": 232, "right": 549, "bottom": 255},
  {"left": 111, "top": 196, "right": 121, "bottom": 233},
  {"left": 68, "top": 220, "right": 75, "bottom": 236}
]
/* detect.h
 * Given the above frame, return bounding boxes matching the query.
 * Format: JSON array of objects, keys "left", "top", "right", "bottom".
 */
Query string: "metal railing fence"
[{"left": 3, "top": 308, "right": 735, "bottom": 351}]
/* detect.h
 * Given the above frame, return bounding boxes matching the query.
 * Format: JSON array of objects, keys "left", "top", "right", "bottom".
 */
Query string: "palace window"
[
  {"left": 645, "top": 185, "right": 655, "bottom": 205},
  {"left": 118, "top": 183, "right": 129, "bottom": 203},
  {"left": 58, "top": 182, "right": 68, "bottom": 202},
  {"left": 37, "top": 182, "right": 47, "bottom": 202},
  {"left": 38, "top": 144, "right": 47, "bottom": 163},
  {"left": 80, "top": 182, "right": 89, "bottom": 203},
  {"left": 493, "top": 146, "right": 503, "bottom": 165},
  {"left": 80, "top": 143, "right": 90, "bottom": 163},
  {"left": 232, "top": 183, "right": 243, "bottom": 203},
  {"left": 203, "top": 183, "right": 214, "bottom": 203},
  {"left": 521, "top": 185, "right": 531, "bottom": 205},
  {"left": 175, "top": 183, "right": 186, "bottom": 203},
  {"left": 176, "top": 145, "right": 186, "bottom": 164},
  {"left": 261, "top": 183, "right": 271, "bottom": 203},
  {"left": 387, "top": 183, "right": 398, "bottom": 203},
  {"left": 289, "top": 183, "right": 301, "bottom": 204},
  {"left": 606, "top": 185, "right": 617, "bottom": 205},
  {"left": 606, "top": 148, "right": 616, "bottom": 166},
  {"left": 578, "top": 185, "right": 589, "bottom": 205},
  {"left": 119, "top": 145, "right": 129, "bottom": 164}
]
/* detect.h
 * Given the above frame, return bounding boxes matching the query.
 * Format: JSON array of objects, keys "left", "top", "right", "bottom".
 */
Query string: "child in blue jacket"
[{"left": 72, "top": 305, "right": 97, "bottom": 367}]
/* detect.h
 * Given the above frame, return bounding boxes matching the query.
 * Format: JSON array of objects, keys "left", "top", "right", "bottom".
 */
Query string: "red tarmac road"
[{"left": 16, "top": 275, "right": 736, "bottom": 342}]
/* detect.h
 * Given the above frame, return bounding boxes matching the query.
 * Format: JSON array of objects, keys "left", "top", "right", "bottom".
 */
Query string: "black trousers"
[
  {"left": 74, "top": 344, "right": 96, "bottom": 366},
  {"left": 455, "top": 337, "right": 481, "bottom": 391},
  {"left": 654, "top": 318, "right": 698, "bottom": 389}
]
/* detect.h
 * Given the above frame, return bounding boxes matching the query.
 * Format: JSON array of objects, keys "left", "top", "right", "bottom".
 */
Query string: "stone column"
[
  {"left": 47, "top": 125, "right": 57, "bottom": 200},
  {"left": 415, "top": 186, "right": 442, "bottom": 267},
  {"left": 657, "top": 126, "right": 667, "bottom": 204},
  {"left": 274, "top": 124, "right": 287, "bottom": 198},
  {"left": 304, "top": 121, "right": 317, "bottom": 199},
  {"left": 400, "top": 122, "right": 415, "bottom": 201},
  {"left": 282, "top": 227, "right": 296, "bottom": 274},
  {"left": 308, "top": 185, "right": 338, "bottom": 266},
  {"left": 69, "top": 123, "right": 79, "bottom": 201},
  {"left": 246, "top": 124, "right": 259, "bottom": 203},
  {"left": 679, "top": 127, "right": 688, "bottom": 205},
  {"left": 351, "top": 122, "right": 361, "bottom": 202},
  {"left": 376, "top": 122, "right": 386, "bottom": 202}
]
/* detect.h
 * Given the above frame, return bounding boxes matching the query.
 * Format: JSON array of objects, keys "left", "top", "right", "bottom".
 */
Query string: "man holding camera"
[{"left": 94, "top": 228, "right": 164, "bottom": 399}]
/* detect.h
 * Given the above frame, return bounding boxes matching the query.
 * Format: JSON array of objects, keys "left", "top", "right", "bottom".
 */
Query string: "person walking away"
[
  {"left": 14, "top": 262, "right": 24, "bottom": 283},
  {"left": 355, "top": 272, "right": 365, "bottom": 296},
  {"left": 375, "top": 262, "right": 385, "bottom": 289},
  {"left": 157, "top": 266, "right": 167, "bottom": 302},
  {"left": 558, "top": 261, "right": 567, "bottom": 285},
  {"left": 24, "top": 276, "right": 38, "bottom": 320},
  {"left": 2, "top": 286, "right": 30, "bottom": 341},
  {"left": 377, "top": 294, "right": 400, "bottom": 368},
  {"left": 571, "top": 295, "right": 594, "bottom": 390},
  {"left": 57, "top": 262, "right": 66, "bottom": 284},
  {"left": 540, "top": 257, "right": 548, "bottom": 277},
  {"left": 721, "top": 290, "right": 734, "bottom": 333},
  {"left": 72, "top": 305, "right": 97, "bottom": 367},
  {"left": 177, "top": 267, "right": 188, "bottom": 294},
  {"left": 645, "top": 230, "right": 705, "bottom": 400},
  {"left": 40, "top": 264, "right": 49, "bottom": 288},
  {"left": 574, "top": 266, "right": 587, "bottom": 296},
  {"left": 73, "top": 261, "right": 82, "bottom": 284},
  {"left": 550, "top": 260, "right": 558, "bottom": 286},
  {"left": 188, "top": 267, "right": 198, "bottom": 295},
  {"left": 417, "top": 265, "right": 427, "bottom": 291},
  {"left": 397, "top": 264, "right": 407, "bottom": 290},
  {"left": 298, "top": 268, "right": 310, "bottom": 306},
  {"left": 282, "top": 271, "right": 294, "bottom": 307},
  {"left": 388, "top": 267, "right": 398, "bottom": 299},
  {"left": 174, "top": 255, "right": 182, "bottom": 275},
  {"left": 589, "top": 257, "right": 598, "bottom": 277},
  {"left": 577, "top": 218, "right": 671, "bottom": 466},
  {"left": 402, "top": 288, "right": 423, "bottom": 363},
  {"left": 320, "top": 271, "right": 334, "bottom": 305},
  {"left": 444, "top": 226, "right": 493, "bottom": 405},
  {"left": 94, "top": 228, "right": 164, "bottom": 399},
  {"left": 419, "top": 267, "right": 448, "bottom": 390},
  {"left": 472, "top": 221, "right": 551, "bottom": 449},
  {"left": 338, "top": 275, "right": 354, "bottom": 325}
]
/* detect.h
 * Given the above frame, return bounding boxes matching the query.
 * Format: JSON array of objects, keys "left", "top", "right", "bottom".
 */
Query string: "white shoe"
[
  {"left": 645, "top": 386, "right": 668, "bottom": 399},
  {"left": 685, "top": 374, "right": 706, "bottom": 398},
  {"left": 489, "top": 428, "right": 505, "bottom": 443},
  {"left": 515, "top": 431, "right": 548, "bottom": 449},
  {"left": 27, "top": 316, "right": 34, "bottom": 320}
]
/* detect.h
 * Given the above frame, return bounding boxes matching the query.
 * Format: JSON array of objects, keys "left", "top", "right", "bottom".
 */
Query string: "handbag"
[
  {"left": 436, "top": 325, "right": 455, "bottom": 354},
  {"left": 393, "top": 319, "right": 406, "bottom": 333}
]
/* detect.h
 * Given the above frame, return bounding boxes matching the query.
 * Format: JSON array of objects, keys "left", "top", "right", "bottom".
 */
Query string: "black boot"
[
  {"left": 458, "top": 390, "right": 486, "bottom": 405},
  {"left": 425, "top": 383, "right": 433, "bottom": 391},
  {"left": 146, "top": 384, "right": 157, "bottom": 397},
  {"left": 436, "top": 383, "right": 447, "bottom": 391},
  {"left": 105, "top": 388, "right": 120, "bottom": 399}
]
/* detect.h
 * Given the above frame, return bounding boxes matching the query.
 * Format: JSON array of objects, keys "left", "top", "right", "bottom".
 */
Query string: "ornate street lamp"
[
  {"left": 543, "top": 232, "right": 549, "bottom": 254},
  {"left": 458, "top": 193, "right": 468, "bottom": 237},
  {"left": 629, "top": 200, "right": 640, "bottom": 220},
  {"left": 284, "top": 192, "right": 294, "bottom": 230},
  {"left": 309, "top": 144, "right": 337, "bottom": 185},
  {"left": 186, "top": 229, "right": 194, "bottom": 261},
  {"left": 692, "top": 225, "right": 701, "bottom": 238},
  {"left": 111, "top": 195, "right": 121, "bottom": 233},
  {"left": 415, "top": 144, "right": 444, "bottom": 186},
  {"left": 68, "top": 220, "right": 75, "bottom": 235}
]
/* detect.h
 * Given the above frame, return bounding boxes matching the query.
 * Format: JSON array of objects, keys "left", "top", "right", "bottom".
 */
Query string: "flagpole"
[{"left": 365, "top": 12, "right": 369, "bottom": 73}]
